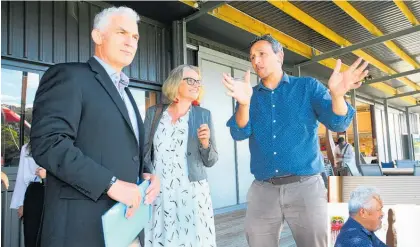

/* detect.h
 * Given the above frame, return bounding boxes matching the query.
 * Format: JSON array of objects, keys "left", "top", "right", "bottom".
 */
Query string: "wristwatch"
[{"left": 105, "top": 176, "right": 117, "bottom": 193}]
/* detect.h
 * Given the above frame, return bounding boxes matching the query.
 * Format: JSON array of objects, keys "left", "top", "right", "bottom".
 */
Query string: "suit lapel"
[
  {"left": 87, "top": 58, "right": 136, "bottom": 138},
  {"left": 125, "top": 87, "right": 144, "bottom": 146}
]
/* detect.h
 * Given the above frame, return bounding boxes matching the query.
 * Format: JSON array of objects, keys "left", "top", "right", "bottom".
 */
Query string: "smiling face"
[
  {"left": 92, "top": 14, "right": 139, "bottom": 71},
  {"left": 177, "top": 68, "right": 201, "bottom": 102}
]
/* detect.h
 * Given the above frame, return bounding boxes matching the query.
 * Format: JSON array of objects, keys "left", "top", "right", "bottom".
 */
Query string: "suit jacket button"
[
  {"left": 187, "top": 152, "right": 191, "bottom": 156},
  {"left": 133, "top": 156, "right": 139, "bottom": 161}
]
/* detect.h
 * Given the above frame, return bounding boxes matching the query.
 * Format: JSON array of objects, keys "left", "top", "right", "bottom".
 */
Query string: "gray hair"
[
  {"left": 348, "top": 186, "right": 381, "bottom": 216},
  {"left": 250, "top": 34, "right": 283, "bottom": 54},
  {"left": 162, "top": 64, "right": 201, "bottom": 102},
  {"left": 93, "top": 6, "right": 140, "bottom": 31}
]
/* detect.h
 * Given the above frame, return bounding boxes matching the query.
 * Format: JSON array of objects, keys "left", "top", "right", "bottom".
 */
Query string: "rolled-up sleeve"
[
  {"left": 226, "top": 102, "right": 252, "bottom": 141},
  {"left": 311, "top": 78, "right": 355, "bottom": 132}
]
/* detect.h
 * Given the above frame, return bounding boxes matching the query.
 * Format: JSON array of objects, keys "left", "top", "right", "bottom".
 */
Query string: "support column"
[
  {"left": 350, "top": 90, "right": 361, "bottom": 168},
  {"left": 384, "top": 99, "right": 392, "bottom": 162},
  {"left": 172, "top": 19, "right": 187, "bottom": 68},
  {"left": 406, "top": 107, "right": 414, "bottom": 160},
  {"left": 294, "top": 66, "right": 301, "bottom": 76}
]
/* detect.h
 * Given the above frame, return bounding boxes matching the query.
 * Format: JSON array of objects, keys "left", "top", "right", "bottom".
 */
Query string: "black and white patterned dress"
[{"left": 144, "top": 109, "right": 216, "bottom": 247}]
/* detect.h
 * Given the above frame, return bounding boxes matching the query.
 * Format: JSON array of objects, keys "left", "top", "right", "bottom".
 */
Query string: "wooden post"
[{"left": 386, "top": 208, "right": 397, "bottom": 247}]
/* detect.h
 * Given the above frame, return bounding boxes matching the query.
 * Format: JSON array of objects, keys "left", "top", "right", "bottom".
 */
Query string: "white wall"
[{"left": 198, "top": 46, "right": 257, "bottom": 209}]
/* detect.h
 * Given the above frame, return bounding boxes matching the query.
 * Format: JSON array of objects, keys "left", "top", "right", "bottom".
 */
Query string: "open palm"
[
  {"left": 222, "top": 70, "right": 253, "bottom": 105},
  {"left": 328, "top": 58, "right": 369, "bottom": 97}
]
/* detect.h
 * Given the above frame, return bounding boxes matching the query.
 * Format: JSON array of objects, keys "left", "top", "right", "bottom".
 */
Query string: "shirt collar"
[
  {"left": 348, "top": 216, "right": 374, "bottom": 237},
  {"left": 93, "top": 56, "right": 129, "bottom": 87},
  {"left": 256, "top": 72, "right": 291, "bottom": 91}
]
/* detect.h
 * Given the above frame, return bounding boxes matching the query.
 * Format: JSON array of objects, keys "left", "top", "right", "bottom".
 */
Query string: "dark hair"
[
  {"left": 250, "top": 34, "right": 283, "bottom": 54},
  {"left": 337, "top": 137, "right": 345, "bottom": 144}
]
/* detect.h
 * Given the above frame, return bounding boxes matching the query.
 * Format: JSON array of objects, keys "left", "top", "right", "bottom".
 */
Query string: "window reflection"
[{"left": 1, "top": 68, "right": 40, "bottom": 167}]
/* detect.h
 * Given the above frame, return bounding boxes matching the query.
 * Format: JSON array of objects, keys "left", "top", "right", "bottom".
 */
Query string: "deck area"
[{"left": 215, "top": 209, "right": 297, "bottom": 247}]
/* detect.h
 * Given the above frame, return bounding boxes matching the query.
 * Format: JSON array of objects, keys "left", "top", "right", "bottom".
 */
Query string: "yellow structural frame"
[
  {"left": 333, "top": 0, "right": 420, "bottom": 70},
  {"left": 179, "top": 1, "right": 416, "bottom": 104},
  {"left": 394, "top": 0, "right": 420, "bottom": 26},
  {"left": 268, "top": 0, "right": 420, "bottom": 93}
]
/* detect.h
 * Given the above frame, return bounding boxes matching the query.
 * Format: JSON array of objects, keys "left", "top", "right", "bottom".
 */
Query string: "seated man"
[{"left": 335, "top": 186, "right": 386, "bottom": 247}]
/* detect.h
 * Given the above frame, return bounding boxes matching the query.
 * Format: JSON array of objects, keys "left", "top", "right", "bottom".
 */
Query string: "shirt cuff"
[
  {"left": 330, "top": 102, "right": 355, "bottom": 129},
  {"left": 227, "top": 117, "right": 252, "bottom": 132}
]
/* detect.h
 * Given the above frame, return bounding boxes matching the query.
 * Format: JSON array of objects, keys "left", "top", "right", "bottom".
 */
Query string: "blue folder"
[{"left": 102, "top": 180, "right": 151, "bottom": 247}]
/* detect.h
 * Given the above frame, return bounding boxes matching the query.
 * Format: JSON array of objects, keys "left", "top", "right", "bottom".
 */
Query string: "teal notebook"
[{"left": 102, "top": 180, "right": 151, "bottom": 247}]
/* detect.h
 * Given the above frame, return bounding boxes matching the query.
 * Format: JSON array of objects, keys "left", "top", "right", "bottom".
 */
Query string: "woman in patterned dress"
[{"left": 143, "top": 64, "right": 218, "bottom": 247}]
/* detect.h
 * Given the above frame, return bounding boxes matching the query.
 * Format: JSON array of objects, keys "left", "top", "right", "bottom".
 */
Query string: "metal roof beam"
[
  {"left": 386, "top": 90, "right": 420, "bottom": 100},
  {"left": 407, "top": 104, "right": 420, "bottom": 109},
  {"left": 297, "top": 25, "right": 420, "bottom": 67},
  {"left": 184, "top": 1, "right": 227, "bottom": 22},
  {"left": 333, "top": 0, "right": 420, "bottom": 69},
  {"left": 394, "top": 0, "right": 420, "bottom": 26},
  {"left": 205, "top": 4, "right": 416, "bottom": 105},
  {"left": 267, "top": 0, "right": 420, "bottom": 92},
  {"left": 364, "top": 68, "right": 420, "bottom": 85}
]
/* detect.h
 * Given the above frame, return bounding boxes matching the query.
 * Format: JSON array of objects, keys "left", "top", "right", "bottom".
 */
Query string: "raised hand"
[
  {"left": 328, "top": 58, "right": 369, "bottom": 98},
  {"left": 197, "top": 124, "right": 210, "bottom": 149},
  {"left": 222, "top": 70, "right": 253, "bottom": 105}
]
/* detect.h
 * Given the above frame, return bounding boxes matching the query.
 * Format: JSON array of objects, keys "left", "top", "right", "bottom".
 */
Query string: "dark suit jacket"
[{"left": 30, "top": 57, "right": 145, "bottom": 247}]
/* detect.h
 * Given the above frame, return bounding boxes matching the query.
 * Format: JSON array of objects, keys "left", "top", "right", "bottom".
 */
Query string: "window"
[
  {"left": 1, "top": 68, "right": 41, "bottom": 167},
  {"left": 129, "top": 88, "right": 161, "bottom": 121}
]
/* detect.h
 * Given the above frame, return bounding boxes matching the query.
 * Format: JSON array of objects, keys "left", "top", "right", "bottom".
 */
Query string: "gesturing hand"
[
  {"left": 328, "top": 58, "right": 369, "bottom": 98},
  {"left": 197, "top": 124, "right": 210, "bottom": 149},
  {"left": 222, "top": 70, "right": 253, "bottom": 105}
]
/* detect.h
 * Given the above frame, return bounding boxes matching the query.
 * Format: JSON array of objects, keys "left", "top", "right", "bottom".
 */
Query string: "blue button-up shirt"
[
  {"left": 227, "top": 73, "right": 355, "bottom": 181},
  {"left": 335, "top": 217, "right": 387, "bottom": 247}
]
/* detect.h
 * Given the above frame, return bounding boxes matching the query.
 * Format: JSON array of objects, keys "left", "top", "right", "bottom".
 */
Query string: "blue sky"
[{"left": 1, "top": 68, "right": 39, "bottom": 108}]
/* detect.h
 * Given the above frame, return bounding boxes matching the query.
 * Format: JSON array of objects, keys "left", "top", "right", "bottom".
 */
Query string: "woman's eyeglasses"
[{"left": 183, "top": 77, "right": 201, "bottom": 86}]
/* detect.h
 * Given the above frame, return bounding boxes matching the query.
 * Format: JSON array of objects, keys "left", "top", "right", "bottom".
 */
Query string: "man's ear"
[
  {"left": 277, "top": 51, "right": 284, "bottom": 64},
  {"left": 92, "top": 29, "right": 103, "bottom": 45},
  {"left": 360, "top": 208, "right": 368, "bottom": 218}
]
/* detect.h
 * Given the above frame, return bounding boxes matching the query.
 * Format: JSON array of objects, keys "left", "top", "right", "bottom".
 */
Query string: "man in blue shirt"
[
  {"left": 223, "top": 34, "right": 369, "bottom": 247},
  {"left": 335, "top": 186, "right": 386, "bottom": 247}
]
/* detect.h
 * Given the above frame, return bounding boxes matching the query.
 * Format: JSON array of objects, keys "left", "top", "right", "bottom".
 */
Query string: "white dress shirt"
[
  {"left": 10, "top": 144, "right": 42, "bottom": 209},
  {"left": 93, "top": 56, "right": 139, "bottom": 144}
]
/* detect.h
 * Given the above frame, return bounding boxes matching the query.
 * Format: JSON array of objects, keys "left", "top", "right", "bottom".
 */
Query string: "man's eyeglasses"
[{"left": 183, "top": 77, "right": 201, "bottom": 86}]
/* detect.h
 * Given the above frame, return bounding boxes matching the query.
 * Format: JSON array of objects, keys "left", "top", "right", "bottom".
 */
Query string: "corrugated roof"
[
  {"left": 191, "top": 1, "right": 420, "bottom": 105},
  {"left": 291, "top": 1, "right": 376, "bottom": 44},
  {"left": 350, "top": 1, "right": 413, "bottom": 33},
  {"left": 229, "top": 1, "right": 341, "bottom": 53},
  {"left": 406, "top": 0, "right": 420, "bottom": 21}
]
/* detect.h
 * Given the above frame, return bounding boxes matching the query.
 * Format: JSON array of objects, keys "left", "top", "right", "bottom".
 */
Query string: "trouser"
[
  {"left": 23, "top": 182, "right": 45, "bottom": 247},
  {"left": 245, "top": 174, "right": 328, "bottom": 247}
]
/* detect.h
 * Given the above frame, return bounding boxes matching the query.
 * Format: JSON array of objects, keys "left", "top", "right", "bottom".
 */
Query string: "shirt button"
[
  {"left": 273, "top": 135, "right": 276, "bottom": 138},
  {"left": 272, "top": 91, "right": 274, "bottom": 94},
  {"left": 275, "top": 170, "right": 279, "bottom": 173},
  {"left": 272, "top": 105, "right": 275, "bottom": 108},
  {"left": 274, "top": 152, "right": 277, "bottom": 155},
  {"left": 273, "top": 120, "right": 276, "bottom": 123}
]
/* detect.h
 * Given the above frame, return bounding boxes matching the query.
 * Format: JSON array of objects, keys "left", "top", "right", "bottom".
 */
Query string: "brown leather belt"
[{"left": 263, "top": 174, "right": 318, "bottom": 185}]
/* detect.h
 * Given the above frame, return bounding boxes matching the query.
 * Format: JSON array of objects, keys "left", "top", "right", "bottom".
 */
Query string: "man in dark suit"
[{"left": 30, "top": 6, "right": 160, "bottom": 247}]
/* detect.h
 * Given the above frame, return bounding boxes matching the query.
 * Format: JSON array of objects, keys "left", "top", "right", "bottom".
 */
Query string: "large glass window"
[{"left": 1, "top": 68, "right": 41, "bottom": 167}]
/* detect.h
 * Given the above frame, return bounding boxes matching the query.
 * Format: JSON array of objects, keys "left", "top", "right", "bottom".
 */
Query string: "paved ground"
[{"left": 215, "top": 209, "right": 297, "bottom": 247}]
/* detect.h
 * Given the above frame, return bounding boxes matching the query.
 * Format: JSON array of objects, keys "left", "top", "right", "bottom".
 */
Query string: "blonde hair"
[{"left": 162, "top": 64, "right": 201, "bottom": 102}]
